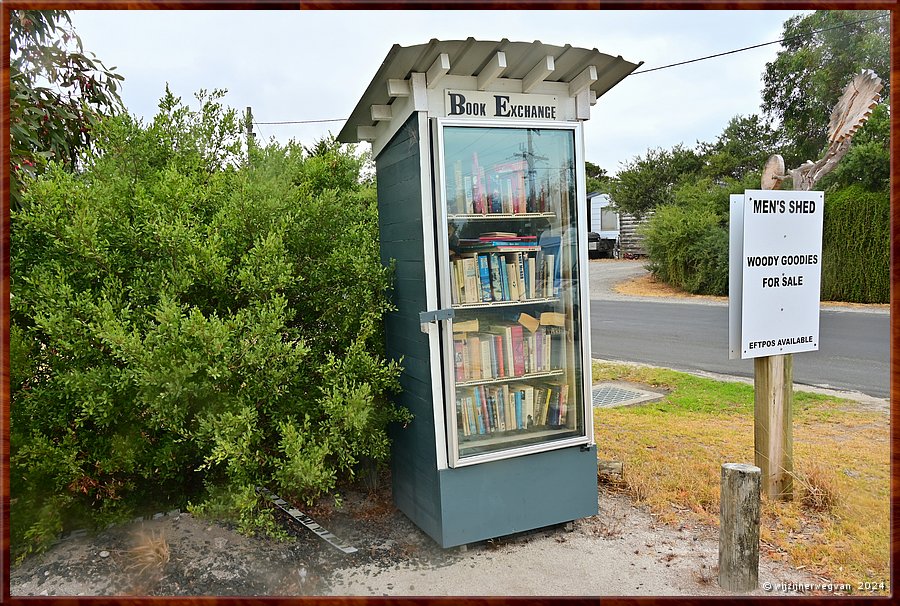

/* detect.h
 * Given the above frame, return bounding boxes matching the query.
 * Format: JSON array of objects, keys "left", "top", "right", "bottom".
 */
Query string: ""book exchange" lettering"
[{"left": 447, "top": 92, "right": 558, "bottom": 120}]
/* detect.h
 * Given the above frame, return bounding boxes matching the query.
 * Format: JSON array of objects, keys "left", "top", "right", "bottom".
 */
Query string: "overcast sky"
[{"left": 70, "top": 9, "right": 807, "bottom": 174}]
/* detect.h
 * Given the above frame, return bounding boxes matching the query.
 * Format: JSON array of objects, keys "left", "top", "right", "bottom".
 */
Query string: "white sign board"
[{"left": 729, "top": 190, "right": 824, "bottom": 359}]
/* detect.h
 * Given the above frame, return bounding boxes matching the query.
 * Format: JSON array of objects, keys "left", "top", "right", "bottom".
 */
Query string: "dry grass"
[
  {"left": 693, "top": 562, "right": 719, "bottom": 586},
  {"left": 592, "top": 361, "right": 889, "bottom": 592},
  {"left": 792, "top": 462, "right": 841, "bottom": 513},
  {"left": 123, "top": 529, "right": 170, "bottom": 576}
]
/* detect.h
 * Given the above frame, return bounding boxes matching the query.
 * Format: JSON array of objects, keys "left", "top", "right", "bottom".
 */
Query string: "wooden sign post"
[{"left": 751, "top": 70, "right": 882, "bottom": 500}]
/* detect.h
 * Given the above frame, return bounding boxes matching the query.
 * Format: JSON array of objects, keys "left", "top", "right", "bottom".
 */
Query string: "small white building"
[{"left": 586, "top": 191, "right": 648, "bottom": 258}]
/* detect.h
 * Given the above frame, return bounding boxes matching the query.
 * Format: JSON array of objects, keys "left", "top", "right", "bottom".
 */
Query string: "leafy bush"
[
  {"left": 640, "top": 176, "right": 754, "bottom": 296},
  {"left": 10, "top": 89, "right": 408, "bottom": 560},
  {"left": 820, "top": 185, "right": 889, "bottom": 303}
]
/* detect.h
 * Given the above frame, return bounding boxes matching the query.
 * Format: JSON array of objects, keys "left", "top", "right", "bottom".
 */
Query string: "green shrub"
[
  {"left": 10, "top": 89, "right": 408, "bottom": 560},
  {"left": 642, "top": 204, "right": 729, "bottom": 296},
  {"left": 820, "top": 185, "right": 889, "bottom": 303},
  {"left": 640, "top": 176, "right": 750, "bottom": 296}
]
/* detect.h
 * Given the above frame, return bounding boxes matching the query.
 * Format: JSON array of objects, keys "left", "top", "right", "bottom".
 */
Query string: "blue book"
[
  {"left": 474, "top": 387, "right": 486, "bottom": 434},
  {"left": 515, "top": 390, "right": 523, "bottom": 429},
  {"left": 499, "top": 258, "right": 510, "bottom": 301},
  {"left": 477, "top": 254, "right": 493, "bottom": 302}
]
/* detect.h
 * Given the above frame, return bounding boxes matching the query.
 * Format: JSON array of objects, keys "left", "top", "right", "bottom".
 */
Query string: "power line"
[
  {"left": 630, "top": 13, "right": 887, "bottom": 75},
  {"left": 255, "top": 118, "right": 345, "bottom": 125},
  {"left": 255, "top": 13, "right": 888, "bottom": 124}
]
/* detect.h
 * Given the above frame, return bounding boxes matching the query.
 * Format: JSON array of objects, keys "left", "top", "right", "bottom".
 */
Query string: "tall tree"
[
  {"left": 584, "top": 160, "right": 611, "bottom": 194},
  {"left": 9, "top": 10, "right": 123, "bottom": 207},
  {"left": 697, "top": 114, "right": 775, "bottom": 181},
  {"left": 608, "top": 144, "right": 703, "bottom": 217},
  {"left": 761, "top": 10, "right": 889, "bottom": 165}
]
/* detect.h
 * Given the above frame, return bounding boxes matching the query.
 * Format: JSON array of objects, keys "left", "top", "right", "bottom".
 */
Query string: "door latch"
[{"left": 419, "top": 308, "right": 455, "bottom": 333}]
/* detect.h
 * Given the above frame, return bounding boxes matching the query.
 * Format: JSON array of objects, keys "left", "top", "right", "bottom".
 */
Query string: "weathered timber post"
[
  {"left": 754, "top": 155, "right": 794, "bottom": 500},
  {"left": 753, "top": 355, "right": 793, "bottom": 499},
  {"left": 719, "top": 463, "right": 761, "bottom": 592}
]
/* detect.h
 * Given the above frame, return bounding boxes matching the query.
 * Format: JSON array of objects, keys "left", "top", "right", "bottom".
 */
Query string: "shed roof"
[{"left": 338, "top": 38, "right": 642, "bottom": 143}]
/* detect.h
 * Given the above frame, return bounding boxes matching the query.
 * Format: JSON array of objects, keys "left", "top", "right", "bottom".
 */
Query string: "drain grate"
[{"left": 591, "top": 382, "right": 665, "bottom": 408}]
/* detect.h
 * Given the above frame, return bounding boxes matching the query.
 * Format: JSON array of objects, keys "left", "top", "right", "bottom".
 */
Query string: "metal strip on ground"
[{"left": 256, "top": 486, "right": 358, "bottom": 554}]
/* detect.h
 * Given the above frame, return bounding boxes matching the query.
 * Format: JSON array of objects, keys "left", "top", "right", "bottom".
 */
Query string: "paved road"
[{"left": 587, "top": 261, "right": 890, "bottom": 399}]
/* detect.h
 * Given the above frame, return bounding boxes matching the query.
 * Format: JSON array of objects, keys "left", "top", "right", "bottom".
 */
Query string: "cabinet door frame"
[{"left": 431, "top": 118, "right": 595, "bottom": 469}]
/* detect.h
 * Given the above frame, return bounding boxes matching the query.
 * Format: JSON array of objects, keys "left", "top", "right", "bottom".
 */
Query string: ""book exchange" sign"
[
  {"left": 729, "top": 189, "right": 825, "bottom": 359},
  {"left": 445, "top": 90, "right": 560, "bottom": 121}
]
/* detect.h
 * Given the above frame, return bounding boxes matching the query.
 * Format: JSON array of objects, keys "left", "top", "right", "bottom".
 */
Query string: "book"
[
  {"left": 499, "top": 258, "right": 510, "bottom": 301},
  {"left": 453, "top": 318, "right": 479, "bottom": 333},
  {"left": 449, "top": 260, "right": 459, "bottom": 305},
  {"left": 477, "top": 254, "right": 493, "bottom": 302},
  {"left": 462, "top": 256, "right": 479, "bottom": 304},
  {"left": 494, "top": 335, "right": 505, "bottom": 378},
  {"left": 514, "top": 390, "right": 523, "bottom": 429},
  {"left": 489, "top": 253, "right": 503, "bottom": 301},
  {"left": 467, "top": 335, "right": 482, "bottom": 380},
  {"left": 523, "top": 385, "right": 535, "bottom": 428},
  {"left": 544, "top": 253, "right": 555, "bottom": 297},
  {"left": 480, "top": 338, "right": 493, "bottom": 380},
  {"left": 558, "top": 383, "right": 569, "bottom": 426},
  {"left": 474, "top": 388, "right": 486, "bottom": 434},
  {"left": 540, "top": 311, "right": 565, "bottom": 327},
  {"left": 466, "top": 395, "right": 477, "bottom": 436},
  {"left": 453, "top": 338, "right": 466, "bottom": 381},
  {"left": 456, "top": 396, "right": 470, "bottom": 436},
  {"left": 517, "top": 312, "right": 539, "bottom": 333},
  {"left": 505, "top": 257, "right": 519, "bottom": 301},
  {"left": 479, "top": 387, "right": 491, "bottom": 433},
  {"left": 510, "top": 324, "right": 525, "bottom": 376}
]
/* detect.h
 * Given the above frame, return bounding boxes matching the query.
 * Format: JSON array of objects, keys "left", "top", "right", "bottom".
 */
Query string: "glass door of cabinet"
[{"left": 435, "top": 120, "right": 591, "bottom": 467}]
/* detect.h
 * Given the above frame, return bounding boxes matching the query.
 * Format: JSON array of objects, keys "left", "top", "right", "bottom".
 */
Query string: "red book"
[
  {"left": 511, "top": 324, "right": 525, "bottom": 376},
  {"left": 494, "top": 335, "right": 505, "bottom": 378},
  {"left": 454, "top": 339, "right": 466, "bottom": 381}
]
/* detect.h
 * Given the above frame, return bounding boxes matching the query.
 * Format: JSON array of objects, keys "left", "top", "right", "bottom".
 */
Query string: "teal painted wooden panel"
[
  {"left": 436, "top": 445, "right": 599, "bottom": 548},
  {"left": 376, "top": 115, "right": 446, "bottom": 544}
]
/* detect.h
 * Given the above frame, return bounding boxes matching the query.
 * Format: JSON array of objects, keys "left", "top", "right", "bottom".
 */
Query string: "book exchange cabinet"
[{"left": 339, "top": 40, "right": 640, "bottom": 547}]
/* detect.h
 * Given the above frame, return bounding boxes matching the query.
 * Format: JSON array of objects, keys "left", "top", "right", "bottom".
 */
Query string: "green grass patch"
[{"left": 592, "top": 361, "right": 889, "bottom": 592}]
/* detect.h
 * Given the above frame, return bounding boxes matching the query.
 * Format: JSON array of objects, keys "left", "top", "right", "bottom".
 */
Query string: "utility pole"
[{"left": 244, "top": 106, "right": 255, "bottom": 161}]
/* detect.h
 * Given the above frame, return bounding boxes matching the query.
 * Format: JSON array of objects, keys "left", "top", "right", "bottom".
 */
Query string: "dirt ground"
[{"left": 10, "top": 476, "right": 830, "bottom": 598}]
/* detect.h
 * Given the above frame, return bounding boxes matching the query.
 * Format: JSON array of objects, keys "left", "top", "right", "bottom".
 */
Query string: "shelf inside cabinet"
[
  {"left": 456, "top": 369, "right": 564, "bottom": 388},
  {"left": 449, "top": 212, "right": 556, "bottom": 221},
  {"left": 452, "top": 297, "right": 559, "bottom": 310},
  {"left": 460, "top": 426, "right": 577, "bottom": 450}
]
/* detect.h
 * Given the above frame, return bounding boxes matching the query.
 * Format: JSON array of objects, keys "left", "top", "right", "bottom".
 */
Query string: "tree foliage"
[
  {"left": 761, "top": 10, "right": 890, "bottom": 165},
  {"left": 697, "top": 115, "right": 775, "bottom": 181},
  {"left": 608, "top": 144, "right": 703, "bottom": 217},
  {"left": 584, "top": 160, "right": 611, "bottom": 195},
  {"left": 9, "top": 10, "right": 124, "bottom": 207},
  {"left": 10, "top": 90, "right": 408, "bottom": 560}
]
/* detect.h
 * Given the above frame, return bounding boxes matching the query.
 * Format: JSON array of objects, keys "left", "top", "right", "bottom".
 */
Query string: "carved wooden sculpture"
[{"left": 763, "top": 69, "right": 883, "bottom": 192}]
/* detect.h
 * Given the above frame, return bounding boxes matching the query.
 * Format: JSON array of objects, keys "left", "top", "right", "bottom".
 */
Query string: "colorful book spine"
[
  {"left": 515, "top": 390, "right": 523, "bottom": 429},
  {"left": 489, "top": 253, "right": 503, "bottom": 301},
  {"left": 478, "top": 254, "right": 493, "bottom": 302},
  {"left": 511, "top": 324, "right": 525, "bottom": 376}
]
